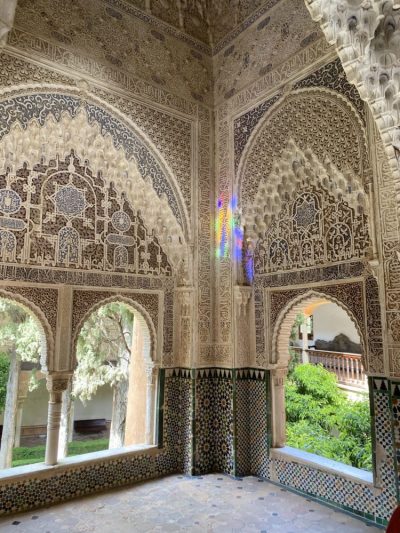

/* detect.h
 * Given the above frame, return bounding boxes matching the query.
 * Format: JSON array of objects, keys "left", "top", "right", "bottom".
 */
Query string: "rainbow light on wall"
[
  {"left": 216, "top": 196, "right": 229, "bottom": 259},
  {"left": 216, "top": 195, "right": 254, "bottom": 282}
]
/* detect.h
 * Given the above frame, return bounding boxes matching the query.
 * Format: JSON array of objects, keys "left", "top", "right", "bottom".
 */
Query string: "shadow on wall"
[{"left": 314, "top": 333, "right": 362, "bottom": 354}]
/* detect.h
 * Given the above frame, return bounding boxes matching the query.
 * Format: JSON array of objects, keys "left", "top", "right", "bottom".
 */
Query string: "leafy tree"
[
  {"left": 74, "top": 302, "right": 134, "bottom": 448},
  {"left": 286, "top": 363, "right": 372, "bottom": 471},
  {"left": 0, "top": 299, "right": 42, "bottom": 468},
  {"left": 0, "top": 299, "right": 42, "bottom": 394},
  {"left": 0, "top": 353, "right": 10, "bottom": 413}
]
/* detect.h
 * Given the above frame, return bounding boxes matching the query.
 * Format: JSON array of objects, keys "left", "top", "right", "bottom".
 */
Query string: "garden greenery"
[
  {"left": 0, "top": 352, "right": 10, "bottom": 413},
  {"left": 0, "top": 299, "right": 42, "bottom": 409},
  {"left": 74, "top": 302, "right": 134, "bottom": 403},
  {"left": 286, "top": 363, "right": 372, "bottom": 471}
]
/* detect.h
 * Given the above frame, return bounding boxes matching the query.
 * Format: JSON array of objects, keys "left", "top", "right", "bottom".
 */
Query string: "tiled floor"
[{"left": 0, "top": 474, "right": 383, "bottom": 532}]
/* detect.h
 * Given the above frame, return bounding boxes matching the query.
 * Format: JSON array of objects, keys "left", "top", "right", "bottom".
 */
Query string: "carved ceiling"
[{"left": 116, "top": 0, "right": 271, "bottom": 48}]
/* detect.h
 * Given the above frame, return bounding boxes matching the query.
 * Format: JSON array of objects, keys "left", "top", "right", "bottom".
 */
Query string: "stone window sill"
[
  {"left": 270, "top": 446, "right": 374, "bottom": 486},
  {"left": 0, "top": 444, "right": 160, "bottom": 483}
]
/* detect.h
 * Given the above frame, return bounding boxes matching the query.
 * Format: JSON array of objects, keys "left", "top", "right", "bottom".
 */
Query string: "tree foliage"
[
  {"left": 0, "top": 299, "right": 42, "bottom": 409},
  {"left": 0, "top": 300, "right": 42, "bottom": 363},
  {"left": 0, "top": 353, "right": 10, "bottom": 413},
  {"left": 286, "top": 363, "right": 372, "bottom": 471},
  {"left": 74, "top": 302, "right": 134, "bottom": 402}
]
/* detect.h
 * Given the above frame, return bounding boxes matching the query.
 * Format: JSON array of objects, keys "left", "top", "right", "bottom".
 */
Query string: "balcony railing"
[{"left": 291, "top": 347, "right": 367, "bottom": 390}]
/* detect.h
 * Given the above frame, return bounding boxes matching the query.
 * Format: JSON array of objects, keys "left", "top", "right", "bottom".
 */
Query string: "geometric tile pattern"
[
  {"left": 0, "top": 475, "right": 382, "bottom": 532},
  {"left": 0, "top": 370, "right": 398, "bottom": 528},
  {"left": 0, "top": 372, "right": 189, "bottom": 515},
  {"left": 266, "top": 378, "right": 397, "bottom": 525},
  {"left": 373, "top": 380, "right": 398, "bottom": 520},
  {"left": 235, "top": 373, "right": 398, "bottom": 526},
  {"left": 194, "top": 369, "right": 234, "bottom": 476},
  {"left": 391, "top": 381, "right": 400, "bottom": 487},
  {"left": 164, "top": 369, "right": 193, "bottom": 475},
  {"left": 235, "top": 369, "right": 269, "bottom": 478},
  {"left": 273, "top": 458, "right": 375, "bottom": 516}
]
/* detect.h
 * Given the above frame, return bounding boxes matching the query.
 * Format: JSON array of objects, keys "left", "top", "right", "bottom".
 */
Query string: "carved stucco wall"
[
  {"left": 0, "top": 2, "right": 399, "bottom": 525},
  {"left": 12, "top": 0, "right": 212, "bottom": 105},
  {"left": 123, "top": 0, "right": 271, "bottom": 49},
  {"left": 206, "top": 0, "right": 400, "bottom": 380},
  {"left": 212, "top": 0, "right": 324, "bottom": 104},
  {"left": 211, "top": 0, "right": 340, "bottom": 367},
  {"left": 0, "top": 0, "right": 215, "bottom": 367},
  {"left": 305, "top": 0, "right": 400, "bottom": 225},
  {"left": 3, "top": 0, "right": 398, "bottom": 376}
]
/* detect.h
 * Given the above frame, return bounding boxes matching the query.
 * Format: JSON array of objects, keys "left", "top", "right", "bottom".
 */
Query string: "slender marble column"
[
  {"left": 145, "top": 366, "right": 157, "bottom": 445},
  {"left": 45, "top": 374, "right": 69, "bottom": 466},
  {"left": 57, "top": 379, "right": 74, "bottom": 460},
  {"left": 270, "top": 367, "right": 288, "bottom": 448}
]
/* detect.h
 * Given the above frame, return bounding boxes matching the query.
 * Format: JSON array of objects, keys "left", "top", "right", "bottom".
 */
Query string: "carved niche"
[{"left": 254, "top": 184, "right": 370, "bottom": 275}]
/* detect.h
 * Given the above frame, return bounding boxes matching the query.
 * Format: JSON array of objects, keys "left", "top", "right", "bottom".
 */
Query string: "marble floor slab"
[{"left": 0, "top": 474, "right": 383, "bottom": 532}]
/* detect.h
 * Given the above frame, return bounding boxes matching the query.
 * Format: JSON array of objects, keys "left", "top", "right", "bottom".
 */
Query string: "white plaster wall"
[
  {"left": 0, "top": 381, "right": 113, "bottom": 426},
  {"left": 312, "top": 303, "right": 360, "bottom": 345},
  {"left": 0, "top": 378, "right": 48, "bottom": 426},
  {"left": 21, "top": 378, "right": 48, "bottom": 426},
  {"left": 74, "top": 385, "right": 113, "bottom": 421}
]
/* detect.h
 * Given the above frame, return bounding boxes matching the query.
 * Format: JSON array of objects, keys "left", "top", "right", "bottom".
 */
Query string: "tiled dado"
[
  {"left": 266, "top": 377, "right": 399, "bottom": 526},
  {"left": 0, "top": 370, "right": 399, "bottom": 526},
  {"left": 235, "top": 369, "right": 269, "bottom": 478},
  {"left": 0, "top": 369, "right": 192, "bottom": 515},
  {"left": 194, "top": 368, "right": 234, "bottom": 476},
  {"left": 233, "top": 373, "right": 400, "bottom": 526}
]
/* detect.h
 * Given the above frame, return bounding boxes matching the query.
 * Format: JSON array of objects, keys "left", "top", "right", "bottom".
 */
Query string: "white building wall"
[
  {"left": 0, "top": 380, "right": 113, "bottom": 426},
  {"left": 312, "top": 303, "right": 360, "bottom": 345}
]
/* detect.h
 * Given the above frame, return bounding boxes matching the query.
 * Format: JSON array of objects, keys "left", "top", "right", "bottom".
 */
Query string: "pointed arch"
[
  {"left": 272, "top": 289, "right": 367, "bottom": 372},
  {"left": 72, "top": 295, "right": 157, "bottom": 368},
  {"left": 237, "top": 87, "right": 369, "bottom": 216}
]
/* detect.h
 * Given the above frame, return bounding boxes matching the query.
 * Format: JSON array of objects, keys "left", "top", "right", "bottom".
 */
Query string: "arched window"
[
  {"left": 271, "top": 293, "right": 372, "bottom": 473},
  {"left": 0, "top": 298, "right": 48, "bottom": 470},
  {"left": 59, "top": 300, "right": 157, "bottom": 460}
]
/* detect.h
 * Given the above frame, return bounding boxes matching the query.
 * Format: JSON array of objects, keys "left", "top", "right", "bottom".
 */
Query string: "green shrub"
[
  {"left": 0, "top": 352, "right": 10, "bottom": 413},
  {"left": 286, "top": 363, "right": 372, "bottom": 471},
  {"left": 290, "top": 363, "right": 344, "bottom": 405}
]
